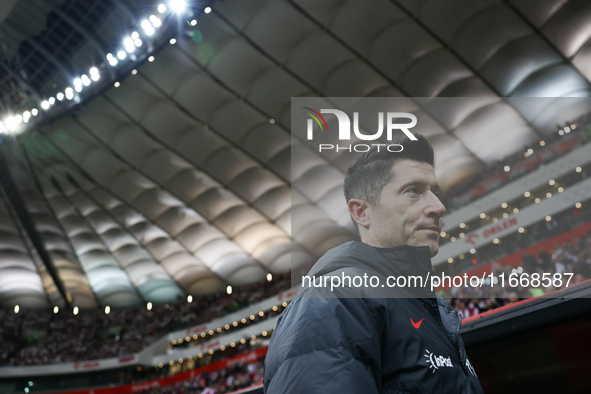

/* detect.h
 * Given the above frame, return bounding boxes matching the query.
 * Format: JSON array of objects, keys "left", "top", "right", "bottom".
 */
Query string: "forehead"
[{"left": 388, "top": 160, "right": 439, "bottom": 187}]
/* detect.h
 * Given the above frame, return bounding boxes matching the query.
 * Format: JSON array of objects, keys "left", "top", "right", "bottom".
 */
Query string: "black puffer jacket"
[{"left": 264, "top": 242, "right": 484, "bottom": 393}]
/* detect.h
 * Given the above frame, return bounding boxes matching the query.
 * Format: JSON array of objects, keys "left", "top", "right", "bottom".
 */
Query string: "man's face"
[{"left": 364, "top": 160, "right": 446, "bottom": 257}]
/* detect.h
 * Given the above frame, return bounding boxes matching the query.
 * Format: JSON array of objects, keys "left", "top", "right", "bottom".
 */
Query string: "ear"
[{"left": 348, "top": 198, "right": 372, "bottom": 228}]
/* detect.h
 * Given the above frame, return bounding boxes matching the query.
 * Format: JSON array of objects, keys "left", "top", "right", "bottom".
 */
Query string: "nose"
[{"left": 424, "top": 191, "right": 446, "bottom": 218}]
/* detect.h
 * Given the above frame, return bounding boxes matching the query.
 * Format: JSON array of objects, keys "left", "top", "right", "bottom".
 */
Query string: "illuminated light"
[
  {"left": 208, "top": 349, "right": 214, "bottom": 355},
  {"left": 459, "top": 233, "right": 465, "bottom": 238},
  {"left": 169, "top": 360, "right": 174, "bottom": 366},
  {"left": 535, "top": 198, "right": 541, "bottom": 203},
  {"left": 131, "top": 31, "right": 139, "bottom": 40},
  {"left": 158, "top": 4, "right": 166, "bottom": 13},
  {"left": 224, "top": 324, "right": 229, "bottom": 330},
  {"left": 262, "top": 331, "right": 268, "bottom": 336},
  {"left": 564, "top": 126, "right": 571, "bottom": 133},
  {"left": 575, "top": 202, "right": 582, "bottom": 208},
  {"left": 106, "top": 53, "right": 114, "bottom": 60},
  {"left": 57, "top": 92, "right": 64, "bottom": 101},
  {"left": 48, "top": 97, "right": 55, "bottom": 105},
  {"left": 549, "top": 179, "right": 555, "bottom": 186},
  {"left": 576, "top": 166, "right": 582, "bottom": 173},
  {"left": 74, "top": 84, "right": 82, "bottom": 93},
  {"left": 469, "top": 248, "right": 476, "bottom": 254},
  {"left": 200, "top": 332, "right": 206, "bottom": 338},
  {"left": 504, "top": 165, "right": 510, "bottom": 172},
  {"left": 527, "top": 148, "right": 533, "bottom": 155},
  {"left": 41, "top": 100, "right": 50, "bottom": 110},
  {"left": 187, "top": 295, "right": 192, "bottom": 303},
  {"left": 492, "top": 217, "right": 499, "bottom": 223},
  {"left": 220, "top": 346, "right": 225, "bottom": 351},
  {"left": 250, "top": 314, "right": 255, "bottom": 320},
  {"left": 216, "top": 327, "right": 222, "bottom": 333},
  {"left": 73, "top": 306, "right": 79, "bottom": 315},
  {"left": 546, "top": 192, "right": 552, "bottom": 198},
  {"left": 227, "top": 285, "right": 232, "bottom": 295},
  {"left": 178, "top": 339, "right": 183, "bottom": 344},
  {"left": 231, "top": 342, "right": 236, "bottom": 347},
  {"left": 114, "top": 82, "right": 120, "bottom": 88},
  {"left": 479, "top": 213, "right": 486, "bottom": 219},
  {"left": 147, "top": 302, "right": 152, "bottom": 310},
  {"left": 524, "top": 191, "right": 531, "bottom": 197},
  {"left": 545, "top": 216, "right": 552, "bottom": 222},
  {"left": 185, "top": 336, "right": 190, "bottom": 342},
  {"left": 23, "top": 111, "right": 31, "bottom": 123},
  {"left": 450, "top": 237, "right": 456, "bottom": 242},
  {"left": 131, "top": 69, "right": 138, "bottom": 75},
  {"left": 518, "top": 227, "right": 525, "bottom": 233},
  {"left": 134, "top": 39, "right": 142, "bottom": 47},
  {"left": 440, "top": 231, "right": 446, "bottom": 237},
  {"left": 14, "top": 305, "right": 19, "bottom": 313},
  {"left": 493, "top": 238, "right": 500, "bottom": 244},
  {"left": 267, "top": 273, "right": 272, "bottom": 282},
  {"left": 282, "top": 302, "right": 288, "bottom": 307},
  {"left": 141, "top": 20, "right": 155, "bottom": 36},
  {"left": 459, "top": 223, "right": 465, "bottom": 229},
  {"left": 31, "top": 108, "right": 39, "bottom": 116},
  {"left": 148, "top": 56, "right": 155, "bottom": 62},
  {"left": 90, "top": 68, "right": 100, "bottom": 81},
  {"left": 232, "top": 321, "right": 238, "bottom": 327},
  {"left": 158, "top": 363, "right": 163, "bottom": 368},
  {"left": 259, "top": 311, "right": 264, "bottom": 317},
  {"left": 559, "top": 129, "right": 564, "bottom": 136},
  {"left": 270, "top": 118, "right": 275, "bottom": 124},
  {"left": 171, "top": 340, "right": 177, "bottom": 345},
  {"left": 170, "top": 0, "right": 186, "bottom": 13},
  {"left": 73, "top": 77, "right": 82, "bottom": 87},
  {"left": 81, "top": 74, "right": 91, "bottom": 86},
  {"left": 524, "top": 152, "right": 530, "bottom": 158},
  {"left": 190, "top": 19, "right": 197, "bottom": 26},
  {"left": 53, "top": 306, "right": 59, "bottom": 314},
  {"left": 5, "top": 116, "right": 19, "bottom": 131},
  {"left": 117, "top": 50, "right": 126, "bottom": 60},
  {"left": 104, "top": 306, "right": 110, "bottom": 314},
  {"left": 170, "top": 38, "right": 177, "bottom": 45},
  {"left": 517, "top": 266, "right": 523, "bottom": 274},
  {"left": 193, "top": 334, "right": 198, "bottom": 340},
  {"left": 208, "top": 330, "right": 214, "bottom": 335},
  {"left": 447, "top": 258, "right": 454, "bottom": 264},
  {"left": 251, "top": 335, "right": 256, "bottom": 340},
  {"left": 150, "top": 15, "right": 162, "bottom": 28},
  {"left": 241, "top": 318, "right": 247, "bottom": 324},
  {"left": 65, "top": 87, "right": 74, "bottom": 100},
  {"left": 272, "top": 305, "right": 278, "bottom": 311},
  {"left": 108, "top": 57, "right": 118, "bottom": 66},
  {"left": 513, "top": 208, "right": 519, "bottom": 213},
  {"left": 502, "top": 213, "right": 508, "bottom": 218},
  {"left": 540, "top": 140, "right": 545, "bottom": 146},
  {"left": 572, "top": 124, "right": 577, "bottom": 129},
  {"left": 204, "top": 6, "right": 212, "bottom": 13},
  {"left": 501, "top": 202, "right": 508, "bottom": 208}
]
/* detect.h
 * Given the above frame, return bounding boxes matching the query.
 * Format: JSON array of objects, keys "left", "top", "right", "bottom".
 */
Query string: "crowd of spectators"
[
  {"left": 139, "top": 358, "right": 264, "bottom": 394},
  {"left": 0, "top": 274, "right": 290, "bottom": 366},
  {"left": 444, "top": 114, "right": 591, "bottom": 211},
  {"left": 446, "top": 229, "right": 591, "bottom": 320}
]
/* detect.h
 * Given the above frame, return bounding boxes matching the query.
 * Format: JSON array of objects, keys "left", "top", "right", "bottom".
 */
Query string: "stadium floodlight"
[
  {"left": 31, "top": 108, "right": 38, "bottom": 116},
  {"left": 169, "top": 0, "right": 187, "bottom": 13},
  {"left": 81, "top": 74, "right": 91, "bottom": 86},
  {"left": 204, "top": 6, "right": 211, "bottom": 13},
  {"left": 158, "top": 4, "right": 166, "bottom": 13},
  {"left": 56, "top": 92, "right": 64, "bottom": 101},
  {"left": 48, "top": 97, "right": 55, "bottom": 105},
  {"left": 149, "top": 15, "right": 162, "bottom": 28},
  {"left": 41, "top": 100, "right": 50, "bottom": 110},
  {"left": 141, "top": 20, "right": 155, "bottom": 36},
  {"left": 117, "top": 50, "right": 126, "bottom": 60}
]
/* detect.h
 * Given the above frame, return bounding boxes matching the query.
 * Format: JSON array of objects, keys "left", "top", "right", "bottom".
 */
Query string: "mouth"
[{"left": 419, "top": 226, "right": 440, "bottom": 235}]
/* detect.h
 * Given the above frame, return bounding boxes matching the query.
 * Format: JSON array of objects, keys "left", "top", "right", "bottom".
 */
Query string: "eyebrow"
[{"left": 399, "top": 181, "right": 442, "bottom": 195}]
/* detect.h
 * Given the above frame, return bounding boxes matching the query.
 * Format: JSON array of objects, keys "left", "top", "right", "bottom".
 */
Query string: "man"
[{"left": 264, "top": 135, "right": 483, "bottom": 393}]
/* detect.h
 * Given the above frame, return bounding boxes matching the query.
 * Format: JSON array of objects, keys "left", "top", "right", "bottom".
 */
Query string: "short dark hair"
[{"left": 344, "top": 134, "right": 435, "bottom": 206}]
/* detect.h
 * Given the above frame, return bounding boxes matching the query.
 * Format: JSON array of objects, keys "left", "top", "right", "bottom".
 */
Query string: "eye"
[{"left": 406, "top": 186, "right": 420, "bottom": 195}]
